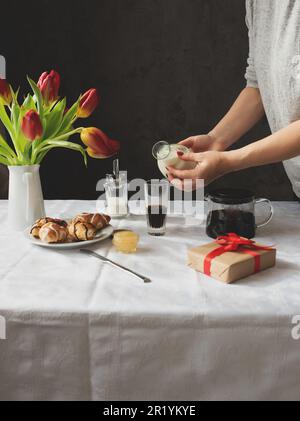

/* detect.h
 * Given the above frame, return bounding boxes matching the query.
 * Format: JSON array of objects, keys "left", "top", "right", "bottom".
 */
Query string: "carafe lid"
[{"left": 208, "top": 189, "right": 255, "bottom": 205}]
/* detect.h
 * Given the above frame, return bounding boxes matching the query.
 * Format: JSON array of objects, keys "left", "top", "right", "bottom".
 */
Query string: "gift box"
[{"left": 188, "top": 233, "right": 277, "bottom": 284}]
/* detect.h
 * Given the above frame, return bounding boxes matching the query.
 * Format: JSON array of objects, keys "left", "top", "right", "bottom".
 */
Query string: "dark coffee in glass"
[
  {"left": 147, "top": 206, "right": 168, "bottom": 231},
  {"left": 145, "top": 181, "right": 169, "bottom": 236},
  {"left": 206, "top": 189, "right": 273, "bottom": 239}
]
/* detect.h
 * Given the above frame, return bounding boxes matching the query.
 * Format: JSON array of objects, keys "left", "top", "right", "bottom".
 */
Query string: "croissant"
[
  {"left": 39, "top": 223, "right": 68, "bottom": 244},
  {"left": 72, "top": 213, "right": 111, "bottom": 231},
  {"left": 31, "top": 218, "right": 67, "bottom": 239},
  {"left": 68, "top": 222, "right": 97, "bottom": 242}
]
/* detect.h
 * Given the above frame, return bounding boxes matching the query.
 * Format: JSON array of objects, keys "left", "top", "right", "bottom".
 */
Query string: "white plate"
[{"left": 24, "top": 225, "right": 114, "bottom": 250}]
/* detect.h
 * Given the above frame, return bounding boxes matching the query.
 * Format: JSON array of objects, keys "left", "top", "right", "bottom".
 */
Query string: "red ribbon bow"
[{"left": 204, "top": 233, "right": 273, "bottom": 277}]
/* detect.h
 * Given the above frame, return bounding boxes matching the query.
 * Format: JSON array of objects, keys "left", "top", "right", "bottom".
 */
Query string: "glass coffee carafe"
[
  {"left": 152, "top": 141, "right": 197, "bottom": 178},
  {"left": 206, "top": 189, "right": 274, "bottom": 239}
]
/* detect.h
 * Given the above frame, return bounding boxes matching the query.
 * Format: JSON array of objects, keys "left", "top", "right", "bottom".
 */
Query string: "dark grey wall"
[{"left": 0, "top": 0, "right": 294, "bottom": 200}]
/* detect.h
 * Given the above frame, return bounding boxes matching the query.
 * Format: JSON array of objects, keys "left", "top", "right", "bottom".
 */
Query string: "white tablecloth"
[{"left": 0, "top": 200, "right": 300, "bottom": 401}]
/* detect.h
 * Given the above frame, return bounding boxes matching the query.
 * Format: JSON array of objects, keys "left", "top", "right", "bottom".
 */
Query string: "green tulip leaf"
[
  {"left": 22, "top": 141, "right": 33, "bottom": 162},
  {"left": 0, "top": 153, "right": 10, "bottom": 165},
  {"left": 43, "top": 98, "right": 67, "bottom": 139},
  {"left": 0, "top": 146, "right": 10, "bottom": 160},
  {"left": 27, "top": 77, "right": 44, "bottom": 119},
  {"left": 59, "top": 100, "right": 79, "bottom": 134},
  {"left": 10, "top": 86, "right": 20, "bottom": 106},
  {"left": 0, "top": 101, "right": 14, "bottom": 135},
  {"left": 0, "top": 133, "right": 16, "bottom": 159},
  {"left": 22, "top": 94, "right": 36, "bottom": 111},
  {"left": 0, "top": 158, "right": 9, "bottom": 165},
  {"left": 11, "top": 103, "right": 21, "bottom": 133},
  {"left": 36, "top": 140, "right": 87, "bottom": 166}
]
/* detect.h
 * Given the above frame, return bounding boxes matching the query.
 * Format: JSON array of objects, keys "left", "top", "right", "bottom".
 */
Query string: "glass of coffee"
[
  {"left": 145, "top": 180, "right": 169, "bottom": 236},
  {"left": 206, "top": 189, "right": 274, "bottom": 239}
]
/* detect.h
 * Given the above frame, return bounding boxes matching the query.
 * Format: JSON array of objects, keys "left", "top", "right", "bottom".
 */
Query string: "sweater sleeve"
[{"left": 245, "top": 0, "right": 259, "bottom": 88}]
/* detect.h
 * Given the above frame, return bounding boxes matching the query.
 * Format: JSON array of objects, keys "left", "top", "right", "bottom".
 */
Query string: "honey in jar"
[{"left": 113, "top": 231, "right": 139, "bottom": 253}]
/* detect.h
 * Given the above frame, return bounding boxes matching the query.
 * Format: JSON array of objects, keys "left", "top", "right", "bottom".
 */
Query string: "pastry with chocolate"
[
  {"left": 30, "top": 218, "right": 67, "bottom": 239},
  {"left": 68, "top": 222, "right": 97, "bottom": 242},
  {"left": 72, "top": 213, "right": 111, "bottom": 230}
]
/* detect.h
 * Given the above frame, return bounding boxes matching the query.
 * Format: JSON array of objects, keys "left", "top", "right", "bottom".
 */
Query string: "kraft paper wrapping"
[{"left": 188, "top": 242, "right": 277, "bottom": 284}]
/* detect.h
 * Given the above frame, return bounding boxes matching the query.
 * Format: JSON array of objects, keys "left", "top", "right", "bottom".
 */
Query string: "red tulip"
[
  {"left": 21, "top": 110, "right": 43, "bottom": 141},
  {"left": 0, "top": 78, "right": 12, "bottom": 106},
  {"left": 81, "top": 127, "right": 120, "bottom": 159},
  {"left": 77, "top": 89, "right": 99, "bottom": 118},
  {"left": 37, "top": 70, "right": 60, "bottom": 105}
]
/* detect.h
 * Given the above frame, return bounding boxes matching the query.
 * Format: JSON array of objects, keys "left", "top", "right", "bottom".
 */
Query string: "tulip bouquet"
[{"left": 0, "top": 71, "right": 120, "bottom": 166}]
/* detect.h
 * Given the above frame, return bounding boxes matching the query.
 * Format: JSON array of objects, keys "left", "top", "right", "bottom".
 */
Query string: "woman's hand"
[
  {"left": 167, "top": 150, "right": 231, "bottom": 189},
  {"left": 179, "top": 134, "right": 226, "bottom": 153}
]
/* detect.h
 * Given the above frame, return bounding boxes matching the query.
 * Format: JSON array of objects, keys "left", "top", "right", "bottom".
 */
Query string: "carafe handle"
[{"left": 255, "top": 198, "right": 274, "bottom": 229}]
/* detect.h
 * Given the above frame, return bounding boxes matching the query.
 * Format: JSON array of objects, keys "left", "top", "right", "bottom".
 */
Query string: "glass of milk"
[
  {"left": 105, "top": 173, "right": 129, "bottom": 218},
  {"left": 152, "top": 141, "right": 197, "bottom": 178}
]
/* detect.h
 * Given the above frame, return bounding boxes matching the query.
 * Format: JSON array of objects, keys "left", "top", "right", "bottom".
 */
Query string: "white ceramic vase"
[{"left": 8, "top": 165, "right": 45, "bottom": 231}]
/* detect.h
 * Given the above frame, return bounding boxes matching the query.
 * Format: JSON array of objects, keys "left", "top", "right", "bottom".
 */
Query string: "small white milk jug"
[
  {"left": 8, "top": 165, "right": 45, "bottom": 231},
  {"left": 152, "top": 141, "right": 197, "bottom": 178}
]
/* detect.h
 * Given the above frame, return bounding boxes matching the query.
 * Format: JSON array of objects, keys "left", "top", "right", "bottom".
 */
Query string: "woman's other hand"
[
  {"left": 179, "top": 134, "right": 225, "bottom": 153},
  {"left": 167, "top": 150, "right": 231, "bottom": 189}
]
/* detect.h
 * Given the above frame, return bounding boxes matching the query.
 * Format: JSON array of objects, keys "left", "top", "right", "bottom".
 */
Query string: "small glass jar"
[
  {"left": 104, "top": 172, "right": 129, "bottom": 218},
  {"left": 113, "top": 231, "right": 139, "bottom": 254}
]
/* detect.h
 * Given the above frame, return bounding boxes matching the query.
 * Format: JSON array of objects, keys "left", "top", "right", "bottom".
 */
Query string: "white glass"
[{"left": 105, "top": 172, "right": 129, "bottom": 218}]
